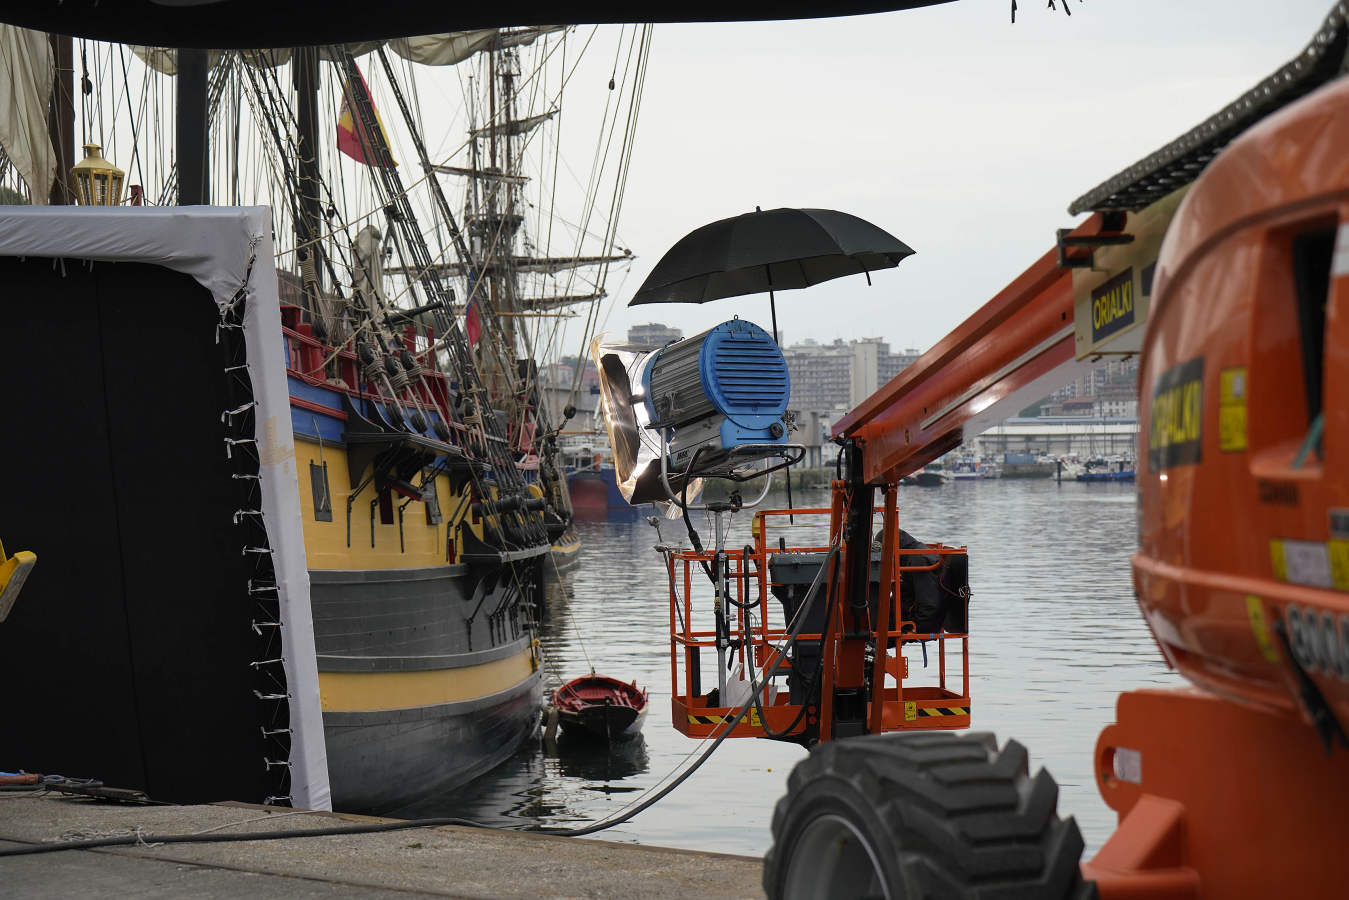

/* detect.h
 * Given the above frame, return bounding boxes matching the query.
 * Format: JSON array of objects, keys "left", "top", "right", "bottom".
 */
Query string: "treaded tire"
[{"left": 762, "top": 732, "right": 1097, "bottom": 900}]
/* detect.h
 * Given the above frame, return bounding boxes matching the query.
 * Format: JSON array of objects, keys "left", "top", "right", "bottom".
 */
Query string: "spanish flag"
[{"left": 337, "top": 66, "right": 397, "bottom": 167}]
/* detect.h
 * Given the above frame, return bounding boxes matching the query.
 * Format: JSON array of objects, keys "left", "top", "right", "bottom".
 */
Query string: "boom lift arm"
[{"left": 831, "top": 215, "right": 1112, "bottom": 484}]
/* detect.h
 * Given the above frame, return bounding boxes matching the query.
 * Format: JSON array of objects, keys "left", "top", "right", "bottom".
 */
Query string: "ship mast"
[
  {"left": 291, "top": 46, "right": 325, "bottom": 336},
  {"left": 474, "top": 40, "right": 523, "bottom": 405},
  {"left": 465, "top": 34, "right": 580, "bottom": 517},
  {"left": 176, "top": 49, "right": 208, "bottom": 204}
]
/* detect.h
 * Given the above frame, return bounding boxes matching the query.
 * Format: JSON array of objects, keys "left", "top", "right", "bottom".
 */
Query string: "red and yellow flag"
[{"left": 337, "top": 66, "right": 397, "bottom": 168}]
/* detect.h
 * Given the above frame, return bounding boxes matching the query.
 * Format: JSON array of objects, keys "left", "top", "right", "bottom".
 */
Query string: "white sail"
[
  {"left": 388, "top": 30, "right": 499, "bottom": 66},
  {"left": 0, "top": 25, "right": 55, "bottom": 204}
]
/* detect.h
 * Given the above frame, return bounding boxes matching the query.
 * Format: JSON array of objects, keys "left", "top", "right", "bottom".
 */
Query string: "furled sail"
[
  {"left": 0, "top": 25, "right": 55, "bottom": 204},
  {"left": 131, "top": 27, "right": 565, "bottom": 76},
  {"left": 470, "top": 110, "right": 558, "bottom": 139},
  {"left": 386, "top": 251, "right": 633, "bottom": 279}
]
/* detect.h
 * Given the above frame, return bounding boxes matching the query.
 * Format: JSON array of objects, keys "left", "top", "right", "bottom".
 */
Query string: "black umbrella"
[
  {"left": 628, "top": 206, "right": 914, "bottom": 342},
  {"left": 629, "top": 207, "right": 912, "bottom": 521}
]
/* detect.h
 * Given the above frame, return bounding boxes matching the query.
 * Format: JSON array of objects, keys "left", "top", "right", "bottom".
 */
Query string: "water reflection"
[
  {"left": 555, "top": 734, "right": 650, "bottom": 785},
  {"left": 418, "top": 479, "right": 1178, "bottom": 858}
]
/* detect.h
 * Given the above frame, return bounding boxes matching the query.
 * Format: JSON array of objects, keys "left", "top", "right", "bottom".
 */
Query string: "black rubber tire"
[{"left": 762, "top": 732, "right": 1097, "bottom": 900}]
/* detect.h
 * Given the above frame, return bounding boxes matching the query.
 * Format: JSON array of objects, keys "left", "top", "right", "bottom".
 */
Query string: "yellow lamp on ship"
[{"left": 71, "top": 143, "right": 124, "bottom": 206}]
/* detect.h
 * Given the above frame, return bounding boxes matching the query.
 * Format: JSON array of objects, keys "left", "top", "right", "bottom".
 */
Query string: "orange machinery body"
[
  {"left": 1079, "top": 75, "right": 1349, "bottom": 897},
  {"left": 806, "top": 66, "right": 1349, "bottom": 897},
  {"left": 1134, "top": 75, "right": 1349, "bottom": 730}
]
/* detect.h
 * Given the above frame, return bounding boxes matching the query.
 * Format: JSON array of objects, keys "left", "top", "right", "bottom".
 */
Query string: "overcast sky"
[{"left": 559, "top": 0, "right": 1337, "bottom": 356}]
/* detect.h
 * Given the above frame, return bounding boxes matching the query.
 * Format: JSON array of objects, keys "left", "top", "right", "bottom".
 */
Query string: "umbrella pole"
[
  {"left": 765, "top": 284, "right": 795, "bottom": 523},
  {"left": 764, "top": 264, "right": 781, "bottom": 346},
  {"left": 769, "top": 289, "right": 780, "bottom": 346}
]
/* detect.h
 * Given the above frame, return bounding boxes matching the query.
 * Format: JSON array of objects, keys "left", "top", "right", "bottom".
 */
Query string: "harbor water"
[{"left": 399, "top": 477, "right": 1177, "bottom": 857}]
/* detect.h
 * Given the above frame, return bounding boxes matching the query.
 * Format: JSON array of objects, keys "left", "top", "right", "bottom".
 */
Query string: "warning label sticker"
[{"left": 1219, "top": 367, "right": 1248, "bottom": 453}]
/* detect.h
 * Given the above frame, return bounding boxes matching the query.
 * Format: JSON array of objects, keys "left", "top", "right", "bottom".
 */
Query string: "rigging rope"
[{"left": 562, "top": 25, "right": 651, "bottom": 409}]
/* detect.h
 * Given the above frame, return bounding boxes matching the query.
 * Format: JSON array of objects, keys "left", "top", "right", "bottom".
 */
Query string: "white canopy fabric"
[
  {"left": 130, "top": 26, "right": 564, "bottom": 75},
  {"left": 0, "top": 205, "right": 331, "bottom": 811},
  {"left": 0, "top": 25, "right": 56, "bottom": 204}
]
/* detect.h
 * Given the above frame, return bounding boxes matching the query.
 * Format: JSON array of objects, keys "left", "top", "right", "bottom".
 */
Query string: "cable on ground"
[{"left": 0, "top": 538, "right": 839, "bottom": 856}]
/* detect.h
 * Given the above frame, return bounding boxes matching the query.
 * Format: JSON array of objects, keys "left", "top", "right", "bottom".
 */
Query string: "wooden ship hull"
[{"left": 285, "top": 323, "right": 550, "bottom": 812}]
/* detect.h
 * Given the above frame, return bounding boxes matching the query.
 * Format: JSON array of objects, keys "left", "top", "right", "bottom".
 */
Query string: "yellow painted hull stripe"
[{"left": 320, "top": 648, "right": 535, "bottom": 712}]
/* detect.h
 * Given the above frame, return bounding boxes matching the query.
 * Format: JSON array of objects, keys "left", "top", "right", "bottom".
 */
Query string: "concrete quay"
[{"left": 0, "top": 793, "right": 764, "bottom": 899}]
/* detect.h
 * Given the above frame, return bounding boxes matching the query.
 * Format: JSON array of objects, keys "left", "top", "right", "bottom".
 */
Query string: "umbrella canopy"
[{"left": 628, "top": 207, "right": 914, "bottom": 307}]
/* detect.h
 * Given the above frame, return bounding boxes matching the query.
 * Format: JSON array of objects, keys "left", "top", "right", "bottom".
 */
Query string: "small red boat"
[{"left": 552, "top": 675, "right": 649, "bottom": 741}]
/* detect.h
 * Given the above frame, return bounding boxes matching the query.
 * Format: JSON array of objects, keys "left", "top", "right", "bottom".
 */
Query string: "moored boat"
[
  {"left": 565, "top": 447, "right": 641, "bottom": 520},
  {"left": 946, "top": 458, "right": 983, "bottom": 481},
  {"left": 914, "top": 463, "right": 946, "bottom": 486},
  {"left": 553, "top": 675, "right": 649, "bottom": 741},
  {"left": 1075, "top": 456, "right": 1136, "bottom": 482}
]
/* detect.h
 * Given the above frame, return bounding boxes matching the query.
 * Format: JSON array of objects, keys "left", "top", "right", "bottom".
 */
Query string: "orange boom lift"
[
  {"left": 754, "top": 7, "right": 1349, "bottom": 898},
  {"left": 601, "top": 7, "right": 1349, "bottom": 896}
]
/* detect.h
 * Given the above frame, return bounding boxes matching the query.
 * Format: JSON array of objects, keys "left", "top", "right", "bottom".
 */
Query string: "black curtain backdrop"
[{"left": 0, "top": 256, "right": 272, "bottom": 804}]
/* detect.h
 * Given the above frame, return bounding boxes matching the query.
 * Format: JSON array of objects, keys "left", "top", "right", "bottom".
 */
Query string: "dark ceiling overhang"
[
  {"left": 1068, "top": 4, "right": 1349, "bottom": 215},
  {"left": 0, "top": 1, "right": 957, "bottom": 50}
]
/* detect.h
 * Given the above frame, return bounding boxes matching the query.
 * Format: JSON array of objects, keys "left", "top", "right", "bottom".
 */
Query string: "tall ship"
[{"left": 0, "top": 25, "right": 644, "bottom": 812}]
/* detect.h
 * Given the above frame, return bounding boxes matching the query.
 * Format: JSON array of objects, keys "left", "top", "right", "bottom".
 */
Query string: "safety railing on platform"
[{"left": 666, "top": 495, "right": 970, "bottom": 743}]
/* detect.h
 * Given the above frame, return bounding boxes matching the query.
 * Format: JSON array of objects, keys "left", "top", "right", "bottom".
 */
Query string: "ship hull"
[
  {"left": 549, "top": 527, "right": 583, "bottom": 575},
  {"left": 309, "top": 564, "right": 543, "bottom": 812},
  {"left": 289, "top": 370, "right": 547, "bottom": 813},
  {"left": 324, "top": 665, "right": 542, "bottom": 812},
  {"left": 568, "top": 466, "right": 640, "bottom": 520}
]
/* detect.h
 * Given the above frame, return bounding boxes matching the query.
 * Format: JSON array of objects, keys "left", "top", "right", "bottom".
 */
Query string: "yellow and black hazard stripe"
[
  {"left": 687, "top": 713, "right": 727, "bottom": 725},
  {"left": 688, "top": 707, "right": 763, "bottom": 727},
  {"left": 904, "top": 701, "right": 969, "bottom": 721},
  {"left": 917, "top": 706, "right": 968, "bottom": 717}
]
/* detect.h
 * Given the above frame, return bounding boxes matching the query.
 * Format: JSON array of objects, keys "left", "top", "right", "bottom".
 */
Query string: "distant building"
[
  {"left": 880, "top": 347, "right": 921, "bottom": 384},
  {"left": 627, "top": 322, "right": 682, "bottom": 346},
  {"left": 782, "top": 337, "right": 921, "bottom": 418},
  {"left": 849, "top": 340, "right": 882, "bottom": 409},
  {"left": 1034, "top": 357, "right": 1139, "bottom": 419},
  {"left": 783, "top": 339, "right": 853, "bottom": 411}
]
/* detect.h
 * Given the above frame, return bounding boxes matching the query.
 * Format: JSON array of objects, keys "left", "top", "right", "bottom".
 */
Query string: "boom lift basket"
[{"left": 666, "top": 488, "right": 971, "bottom": 743}]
